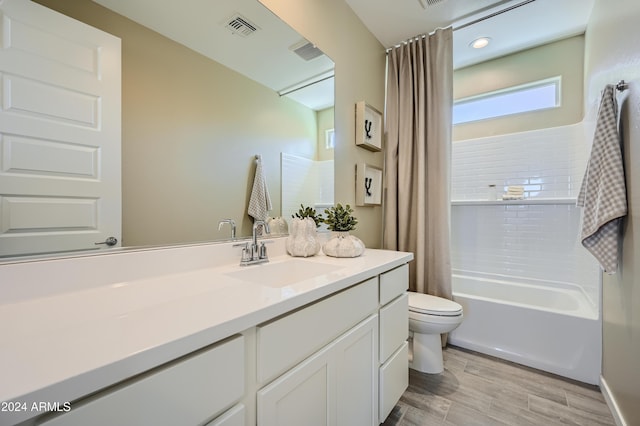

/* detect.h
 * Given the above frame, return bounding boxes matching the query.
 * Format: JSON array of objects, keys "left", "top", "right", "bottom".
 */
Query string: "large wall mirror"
[{"left": 0, "top": 0, "right": 334, "bottom": 260}]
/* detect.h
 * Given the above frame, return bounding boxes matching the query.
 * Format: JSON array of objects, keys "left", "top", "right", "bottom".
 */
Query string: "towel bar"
[{"left": 616, "top": 80, "right": 628, "bottom": 91}]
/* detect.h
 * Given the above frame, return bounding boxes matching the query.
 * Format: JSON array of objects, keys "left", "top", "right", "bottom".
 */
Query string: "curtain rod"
[
  {"left": 453, "top": 0, "right": 535, "bottom": 32},
  {"left": 386, "top": 0, "right": 536, "bottom": 52},
  {"left": 278, "top": 74, "right": 334, "bottom": 97}
]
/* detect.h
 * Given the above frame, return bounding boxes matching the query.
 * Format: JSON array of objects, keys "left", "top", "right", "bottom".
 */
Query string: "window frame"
[{"left": 453, "top": 76, "right": 562, "bottom": 125}]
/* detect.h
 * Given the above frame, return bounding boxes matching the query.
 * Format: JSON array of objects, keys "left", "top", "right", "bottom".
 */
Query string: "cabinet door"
[
  {"left": 336, "top": 315, "right": 378, "bottom": 426},
  {"left": 257, "top": 315, "right": 377, "bottom": 426},
  {"left": 257, "top": 341, "right": 333, "bottom": 426}
]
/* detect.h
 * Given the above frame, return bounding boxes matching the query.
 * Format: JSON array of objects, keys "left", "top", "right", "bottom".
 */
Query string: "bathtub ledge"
[{"left": 451, "top": 197, "right": 576, "bottom": 206}]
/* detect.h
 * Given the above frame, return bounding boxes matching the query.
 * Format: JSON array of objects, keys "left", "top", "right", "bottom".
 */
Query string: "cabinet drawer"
[
  {"left": 379, "top": 293, "right": 408, "bottom": 362},
  {"left": 40, "top": 336, "right": 245, "bottom": 426},
  {"left": 379, "top": 342, "right": 409, "bottom": 423},
  {"left": 257, "top": 277, "right": 378, "bottom": 384},
  {"left": 380, "top": 264, "right": 409, "bottom": 305}
]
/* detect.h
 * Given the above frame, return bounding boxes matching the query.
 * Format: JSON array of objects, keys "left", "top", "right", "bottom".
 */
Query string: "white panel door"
[{"left": 0, "top": 0, "right": 121, "bottom": 257}]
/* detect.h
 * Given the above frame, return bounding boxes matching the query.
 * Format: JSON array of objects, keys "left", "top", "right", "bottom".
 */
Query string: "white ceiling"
[
  {"left": 92, "top": 0, "right": 594, "bottom": 110},
  {"left": 345, "top": 0, "right": 595, "bottom": 69}
]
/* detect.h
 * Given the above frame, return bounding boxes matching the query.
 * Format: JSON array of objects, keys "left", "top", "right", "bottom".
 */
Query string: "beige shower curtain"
[{"left": 383, "top": 28, "right": 453, "bottom": 302}]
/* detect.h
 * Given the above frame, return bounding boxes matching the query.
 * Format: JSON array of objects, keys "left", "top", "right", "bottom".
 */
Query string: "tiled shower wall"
[
  {"left": 281, "top": 153, "right": 334, "bottom": 221},
  {"left": 451, "top": 124, "right": 601, "bottom": 307},
  {"left": 452, "top": 123, "right": 588, "bottom": 200}
]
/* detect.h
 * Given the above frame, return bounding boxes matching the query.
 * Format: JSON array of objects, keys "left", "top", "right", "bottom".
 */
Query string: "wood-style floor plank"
[{"left": 382, "top": 345, "right": 615, "bottom": 426}]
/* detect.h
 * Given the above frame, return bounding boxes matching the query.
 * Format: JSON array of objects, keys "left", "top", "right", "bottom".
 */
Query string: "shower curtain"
[{"left": 383, "top": 28, "right": 453, "bottom": 304}]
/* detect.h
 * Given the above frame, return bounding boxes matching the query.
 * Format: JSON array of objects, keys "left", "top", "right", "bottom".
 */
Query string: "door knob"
[{"left": 95, "top": 236, "right": 118, "bottom": 246}]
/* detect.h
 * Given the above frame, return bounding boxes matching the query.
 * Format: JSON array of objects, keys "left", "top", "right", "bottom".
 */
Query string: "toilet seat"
[{"left": 408, "top": 292, "right": 462, "bottom": 317}]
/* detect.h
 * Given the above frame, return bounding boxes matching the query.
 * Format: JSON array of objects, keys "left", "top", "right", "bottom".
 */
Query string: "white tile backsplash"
[{"left": 451, "top": 124, "right": 600, "bottom": 307}]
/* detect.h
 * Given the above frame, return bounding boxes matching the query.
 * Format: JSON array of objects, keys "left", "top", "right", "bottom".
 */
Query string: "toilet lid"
[{"left": 408, "top": 292, "right": 463, "bottom": 316}]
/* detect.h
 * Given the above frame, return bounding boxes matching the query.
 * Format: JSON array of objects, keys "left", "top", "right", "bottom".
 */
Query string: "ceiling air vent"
[
  {"left": 418, "top": 0, "right": 446, "bottom": 8},
  {"left": 289, "top": 39, "right": 324, "bottom": 61},
  {"left": 224, "top": 13, "right": 259, "bottom": 37}
]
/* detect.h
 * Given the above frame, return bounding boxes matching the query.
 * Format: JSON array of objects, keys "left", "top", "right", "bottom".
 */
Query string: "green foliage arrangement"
[
  {"left": 292, "top": 204, "right": 324, "bottom": 228},
  {"left": 323, "top": 203, "right": 358, "bottom": 232}
]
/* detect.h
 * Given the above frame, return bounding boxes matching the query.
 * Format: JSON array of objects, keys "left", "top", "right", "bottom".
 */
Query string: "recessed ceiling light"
[{"left": 470, "top": 37, "right": 491, "bottom": 49}]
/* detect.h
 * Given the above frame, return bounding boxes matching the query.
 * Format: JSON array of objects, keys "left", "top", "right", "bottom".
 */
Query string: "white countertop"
[{"left": 0, "top": 242, "right": 412, "bottom": 425}]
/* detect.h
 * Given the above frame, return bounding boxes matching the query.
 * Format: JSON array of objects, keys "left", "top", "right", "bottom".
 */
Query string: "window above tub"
[{"left": 453, "top": 76, "right": 561, "bottom": 125}]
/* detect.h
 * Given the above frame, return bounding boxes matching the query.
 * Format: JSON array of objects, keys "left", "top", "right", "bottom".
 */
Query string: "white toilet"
[{"left": 408, "top": 291, "right": 464, "bottom": 374}]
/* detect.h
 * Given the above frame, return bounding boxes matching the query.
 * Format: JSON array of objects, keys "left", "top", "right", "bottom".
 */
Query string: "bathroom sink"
[{"left": 225, "top": 259, "right": 341, "bottom": 288}]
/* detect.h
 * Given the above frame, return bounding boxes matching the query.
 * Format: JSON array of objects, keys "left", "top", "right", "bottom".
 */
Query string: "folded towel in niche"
[
  {"left": 502, "top": 185, "right": 524, "bottom": 200},
  {"left": 577, "top": 84, "right": 627, "bottom": 274}
]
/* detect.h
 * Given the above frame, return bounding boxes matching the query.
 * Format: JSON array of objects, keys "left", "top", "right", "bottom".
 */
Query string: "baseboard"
[{"left": 600, "top": 375, "right": 627, "bottom": 426}]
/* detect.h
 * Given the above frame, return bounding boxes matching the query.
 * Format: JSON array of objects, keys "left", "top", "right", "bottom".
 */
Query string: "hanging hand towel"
[
  {"left": 577, "top": 84, "right": 627, "bottom": 274},
  {"left": 248, "top": 155, "right": 273, "bottom": 230}
]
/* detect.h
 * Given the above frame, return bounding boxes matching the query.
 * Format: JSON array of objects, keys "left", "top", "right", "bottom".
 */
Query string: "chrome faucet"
[
  {"left": 218, "top": 218, "right": 236, "bottom": 240},
  {"left": 252, "top": 219, "right": 270, "bottom": 250},
  {"left": 236, "top": 220, "right": 271, "bottom": 266}
]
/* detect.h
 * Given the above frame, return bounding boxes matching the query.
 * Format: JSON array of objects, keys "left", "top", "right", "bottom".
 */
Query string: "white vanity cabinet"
[
  {"left": 378, "top": 264, "right": 410, "bottom": 422},
  {"left": 1, "top": 245, "right": 413, "bottom": 426},
  {"left": 38, "top": 336, "right": 245, "bottom": 426}
]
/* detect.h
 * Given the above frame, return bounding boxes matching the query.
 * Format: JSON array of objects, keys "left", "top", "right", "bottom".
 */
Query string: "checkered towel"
[
  {"left": 248, "top": 156, "right": 272, "bottom": 232},
  {"left": 577, "top": 85, "right": 627, "bottom": 274}
]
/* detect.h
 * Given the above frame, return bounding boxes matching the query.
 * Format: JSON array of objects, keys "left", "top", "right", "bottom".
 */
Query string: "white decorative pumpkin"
[
  {"left": 286, "top": 217, "right": 321, "bottom": 257},
  {"left": 322, "top": 231, "right": 365, "bottom": 258},
  {"left": 267, "top": 216, "right": 288, "bottom": 235}
]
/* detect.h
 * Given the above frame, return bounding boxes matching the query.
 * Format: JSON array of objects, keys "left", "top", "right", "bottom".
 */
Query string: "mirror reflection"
[{"left": 1, "top": 0, "right": 335, "bottom": 259}]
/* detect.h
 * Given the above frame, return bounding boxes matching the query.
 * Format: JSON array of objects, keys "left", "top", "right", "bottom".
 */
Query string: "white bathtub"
[{"left": 449, "top": 272, "right": 601, "bottom": 384}]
